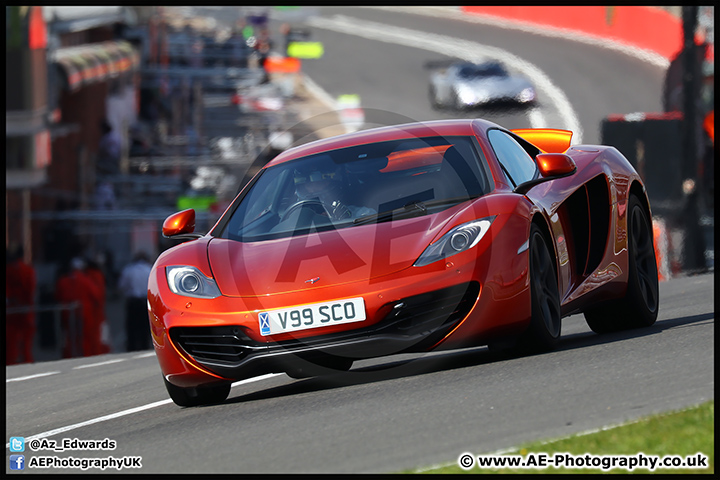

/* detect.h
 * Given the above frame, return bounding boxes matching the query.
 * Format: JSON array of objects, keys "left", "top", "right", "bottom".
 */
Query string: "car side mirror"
[
  {"left": 536, "top": 153, "right": 576, "bottom": 178},
  {"left": 514, "top": 153, "right": 576, "bottom": 194},
  {"left": 162, "top": 209, "right": 203, "bottom": 239}
]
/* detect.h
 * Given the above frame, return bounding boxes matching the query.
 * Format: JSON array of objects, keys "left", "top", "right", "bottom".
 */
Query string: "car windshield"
[
  {"left": 217, "top": 135, "right": 491, "bottom": 242},
  {"left": 458, "top": 63, "right": 508, "bottom": 79}
]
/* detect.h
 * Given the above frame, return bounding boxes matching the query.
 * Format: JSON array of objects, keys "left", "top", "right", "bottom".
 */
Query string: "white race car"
[{"left": 428, "top": 60, "right": 537, "bottom": 110}]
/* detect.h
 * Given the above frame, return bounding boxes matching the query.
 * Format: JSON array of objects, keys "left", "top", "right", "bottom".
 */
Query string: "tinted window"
[
  {"left": 458, "top": 63, "right": 508, "bottom": 79},
  {"left": 217, "top": 136, "right": 492, "bottom": 242},
  {"left": 487, "top": 129, "right": 538, "bottom": 187}
]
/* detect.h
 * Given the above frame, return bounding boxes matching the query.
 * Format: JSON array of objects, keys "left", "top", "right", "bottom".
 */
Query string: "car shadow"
[
  {"left": 222, "top": 311, "right": 713, "bottom": 405},
  {"left": 557, "top": 311, "right": 713, "bottom": 353}
]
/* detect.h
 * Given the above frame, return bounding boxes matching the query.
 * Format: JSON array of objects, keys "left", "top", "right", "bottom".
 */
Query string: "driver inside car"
[{"left": 291, "top": 168, "right": 375, "bottom": 222}]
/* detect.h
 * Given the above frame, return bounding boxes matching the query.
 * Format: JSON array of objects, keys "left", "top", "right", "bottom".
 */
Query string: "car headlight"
[
  {"left": 414, "top": 217, "right": 495, "bottom": 267},
  {"left": 517, "top": 87, "right": 536, "bottom": 102},
  {"left": 166, "top": 266, "right": 221, "bottom": 299},
  {"left": 456, "top": 85, "right": 477, "bottom": 104}
]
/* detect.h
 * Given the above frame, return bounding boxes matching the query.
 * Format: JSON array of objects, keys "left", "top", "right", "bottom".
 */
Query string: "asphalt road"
[
  {"left": 6, "top": 7, "right": 711, "bottom": 475},
  {"left": 5, "top": 273, "right": 714, "bottom": 474},
  {"left": 296, "top": 7, "right": 665, "bottom": 145}
]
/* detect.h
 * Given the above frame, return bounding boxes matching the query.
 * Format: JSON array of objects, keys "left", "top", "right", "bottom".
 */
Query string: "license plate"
[{"left": 258, "top": 297, "right": 366, "bottom": 336}]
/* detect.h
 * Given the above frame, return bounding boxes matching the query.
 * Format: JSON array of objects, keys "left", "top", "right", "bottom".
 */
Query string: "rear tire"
[
  {"left": 163, "top": 377, "right": 231, "bottom": 407},
  {"left": 584, "top": 195, "right": 659, "bottom": 333},
  {"left": 429, "top": 85, "right": 441, "bottom": 110}
]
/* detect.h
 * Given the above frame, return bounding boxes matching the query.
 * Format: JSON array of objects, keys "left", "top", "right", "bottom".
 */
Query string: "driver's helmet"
[
  {"left": 294, "top": 168, "right": 340, "bottom": 203},
  {"left": 293, "top": 166, "right": 351, "bottom": 219}
]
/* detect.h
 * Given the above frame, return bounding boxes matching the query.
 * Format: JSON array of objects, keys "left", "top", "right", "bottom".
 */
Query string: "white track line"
[
  {"left": 73, "top": 359, "right": 126, "bottom": 369},
  {"left": 7, "top": 353, "right": 155, "bottom": 383},
  {"left": 307, "top": 14, "right": 582, "bottom": 143},
  {"left": 132, "top": 352, "right": 158, "bottom": 359},
  {"left": 302, "top": 74, "right": 340, "bottom": 111},
  {"left": 6, "top": 371, "right": 61, "bottom": 383},
  {"left": 370, "top": 6, "right": 669, "bottom": 69},
  {"left": 5, "top": 373, "right": 284, "bottom": 448}
]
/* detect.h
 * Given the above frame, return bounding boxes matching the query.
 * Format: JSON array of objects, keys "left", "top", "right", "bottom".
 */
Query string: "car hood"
[{"left": 207, "top": 214, "right": 452, "bottom": 297}]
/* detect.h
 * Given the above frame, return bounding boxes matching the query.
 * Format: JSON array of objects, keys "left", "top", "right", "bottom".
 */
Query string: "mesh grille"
[
  {"left": 171, "top": 326, "right": 261, "bottom": 365},
  {"left": 170, "top": 282, "right": 479, "bottom": 365}
]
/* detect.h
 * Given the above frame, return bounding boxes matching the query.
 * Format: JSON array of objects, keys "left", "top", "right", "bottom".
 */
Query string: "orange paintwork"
[
  {"left": 264, "top": 56, "right": 301, "bottom": 74},
  {"left": 536, "top": 153, "right": 576, "bottom": 177},
  {"left": 162, "top": 208, "right": 196, "bottom": 237},
  {"left": 511, "top": 128, "right": 573, "bottom": 153},
  {"left": 381, "top": 145, "right": 450, "bottom": 172}
]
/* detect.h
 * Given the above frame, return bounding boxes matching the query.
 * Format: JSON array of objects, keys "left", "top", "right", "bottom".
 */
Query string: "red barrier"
[
  {"left": 461, "top": 6, "right": 683, "bottom": 60},
  {"left": 264, "top": 56, "right": 301, "bottom": 74},
  {"left": 653, "top": 218, "right": 670, "bottom": 282}
]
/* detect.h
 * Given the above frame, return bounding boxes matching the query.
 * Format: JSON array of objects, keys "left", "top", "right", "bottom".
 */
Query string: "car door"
[{"left": 486, "top": 128, "right": 573, "bottom": 300}]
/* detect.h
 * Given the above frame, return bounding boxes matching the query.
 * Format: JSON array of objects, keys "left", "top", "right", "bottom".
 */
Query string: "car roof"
[
  {"left": 455, "top": 61, "right": 508, "bottom": 75},
  {"left": 455, "top": 60, "right": 502, "bottom": 68},
  {"left": 266, "top": 118, "right": 501, "bottom": 167}
]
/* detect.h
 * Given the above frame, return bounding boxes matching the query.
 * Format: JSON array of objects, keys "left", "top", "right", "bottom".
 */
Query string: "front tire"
[
  {"left": 584, "top": 195, "right": 659, "bottom": 333},
  {"left": 163, "top": 377, "right": 231, "bottom": 407},
  {"left": 516, "top": 223, "right": 562, "bottom": 353},
  {"left": 451, "top": 89, "right": 464, "bottom": 111}
]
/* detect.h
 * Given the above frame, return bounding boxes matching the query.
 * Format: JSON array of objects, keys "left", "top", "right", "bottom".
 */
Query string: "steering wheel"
[
  {"left": 281, "top": 199, "right": 328, "bottom": 221},
  {"left": 328, "top": 200, "right": 352, "bottom": 221}
]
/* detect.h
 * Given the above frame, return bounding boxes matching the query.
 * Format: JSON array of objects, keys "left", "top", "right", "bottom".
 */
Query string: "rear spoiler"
[{"left": 510, "top": 128, "right": 573, "bottom": 153}]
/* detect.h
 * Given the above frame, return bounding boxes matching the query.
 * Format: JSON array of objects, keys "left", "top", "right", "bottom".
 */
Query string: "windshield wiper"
[
  {"left": 353, "top": 196, "right": 475, "bottom": 226},
  {"left": 352, "top": 204, "right": 421, "bottom": 226},
  {"left": 404, "top": 200, "right": 427, "bottom": 215}
]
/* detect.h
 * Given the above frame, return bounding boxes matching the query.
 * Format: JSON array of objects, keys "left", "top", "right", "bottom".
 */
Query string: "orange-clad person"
[
  {"left": 703, "top": 110, "right": 714, "bottom": 145},
  {"left": 85, "top": 257, "right": 110, "bottom": 355},
  {"left": 6, "top": 246, "right": 36, "bottom": 365},
  {"left": 55, "top": 259, "right": 81, "bottom": 358},
  {"left": 55, "top": 258, "right": 101, "bottom": 357}
]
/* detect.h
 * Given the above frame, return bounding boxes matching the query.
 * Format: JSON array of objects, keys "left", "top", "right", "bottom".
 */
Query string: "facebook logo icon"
[{"left": 9, "top": 455, "right": 25, "bottom": 470}]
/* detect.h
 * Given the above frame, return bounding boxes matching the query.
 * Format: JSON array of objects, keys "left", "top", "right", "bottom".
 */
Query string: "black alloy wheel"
[
  {"left": 628, "top": 198, "right": 660, "bottom": 314},
  {"left": 584, "top": 194, "right": 659, "bottom": 333}
]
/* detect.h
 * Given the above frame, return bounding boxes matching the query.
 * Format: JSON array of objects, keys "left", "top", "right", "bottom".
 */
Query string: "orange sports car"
[{"left": 149, "top": 119, "right": 659, "bottom": 406}]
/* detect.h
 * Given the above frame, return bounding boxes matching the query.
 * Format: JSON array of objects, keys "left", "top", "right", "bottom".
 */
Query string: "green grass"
[{"left": 411, "top": 400, "right": 713, "bottom": 474}]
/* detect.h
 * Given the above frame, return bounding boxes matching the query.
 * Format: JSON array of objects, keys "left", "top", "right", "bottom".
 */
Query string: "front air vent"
[
  {"left": 379, "top": 282, "right": 479, "bottom": 338},
  {"left": 170, "top": 326, "right": 263, "bottom": 365}
]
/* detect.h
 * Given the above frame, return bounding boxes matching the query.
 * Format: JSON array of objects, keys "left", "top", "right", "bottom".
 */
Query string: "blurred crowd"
[
  {"left": 6, "top": 10, "right": 302, "bottom": 366},
  {"left": 6, "top": 245, "right": 153, "bottom": 365},
  {"left": 6, "top": 247, "right": 36, "bottom": 365}
]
